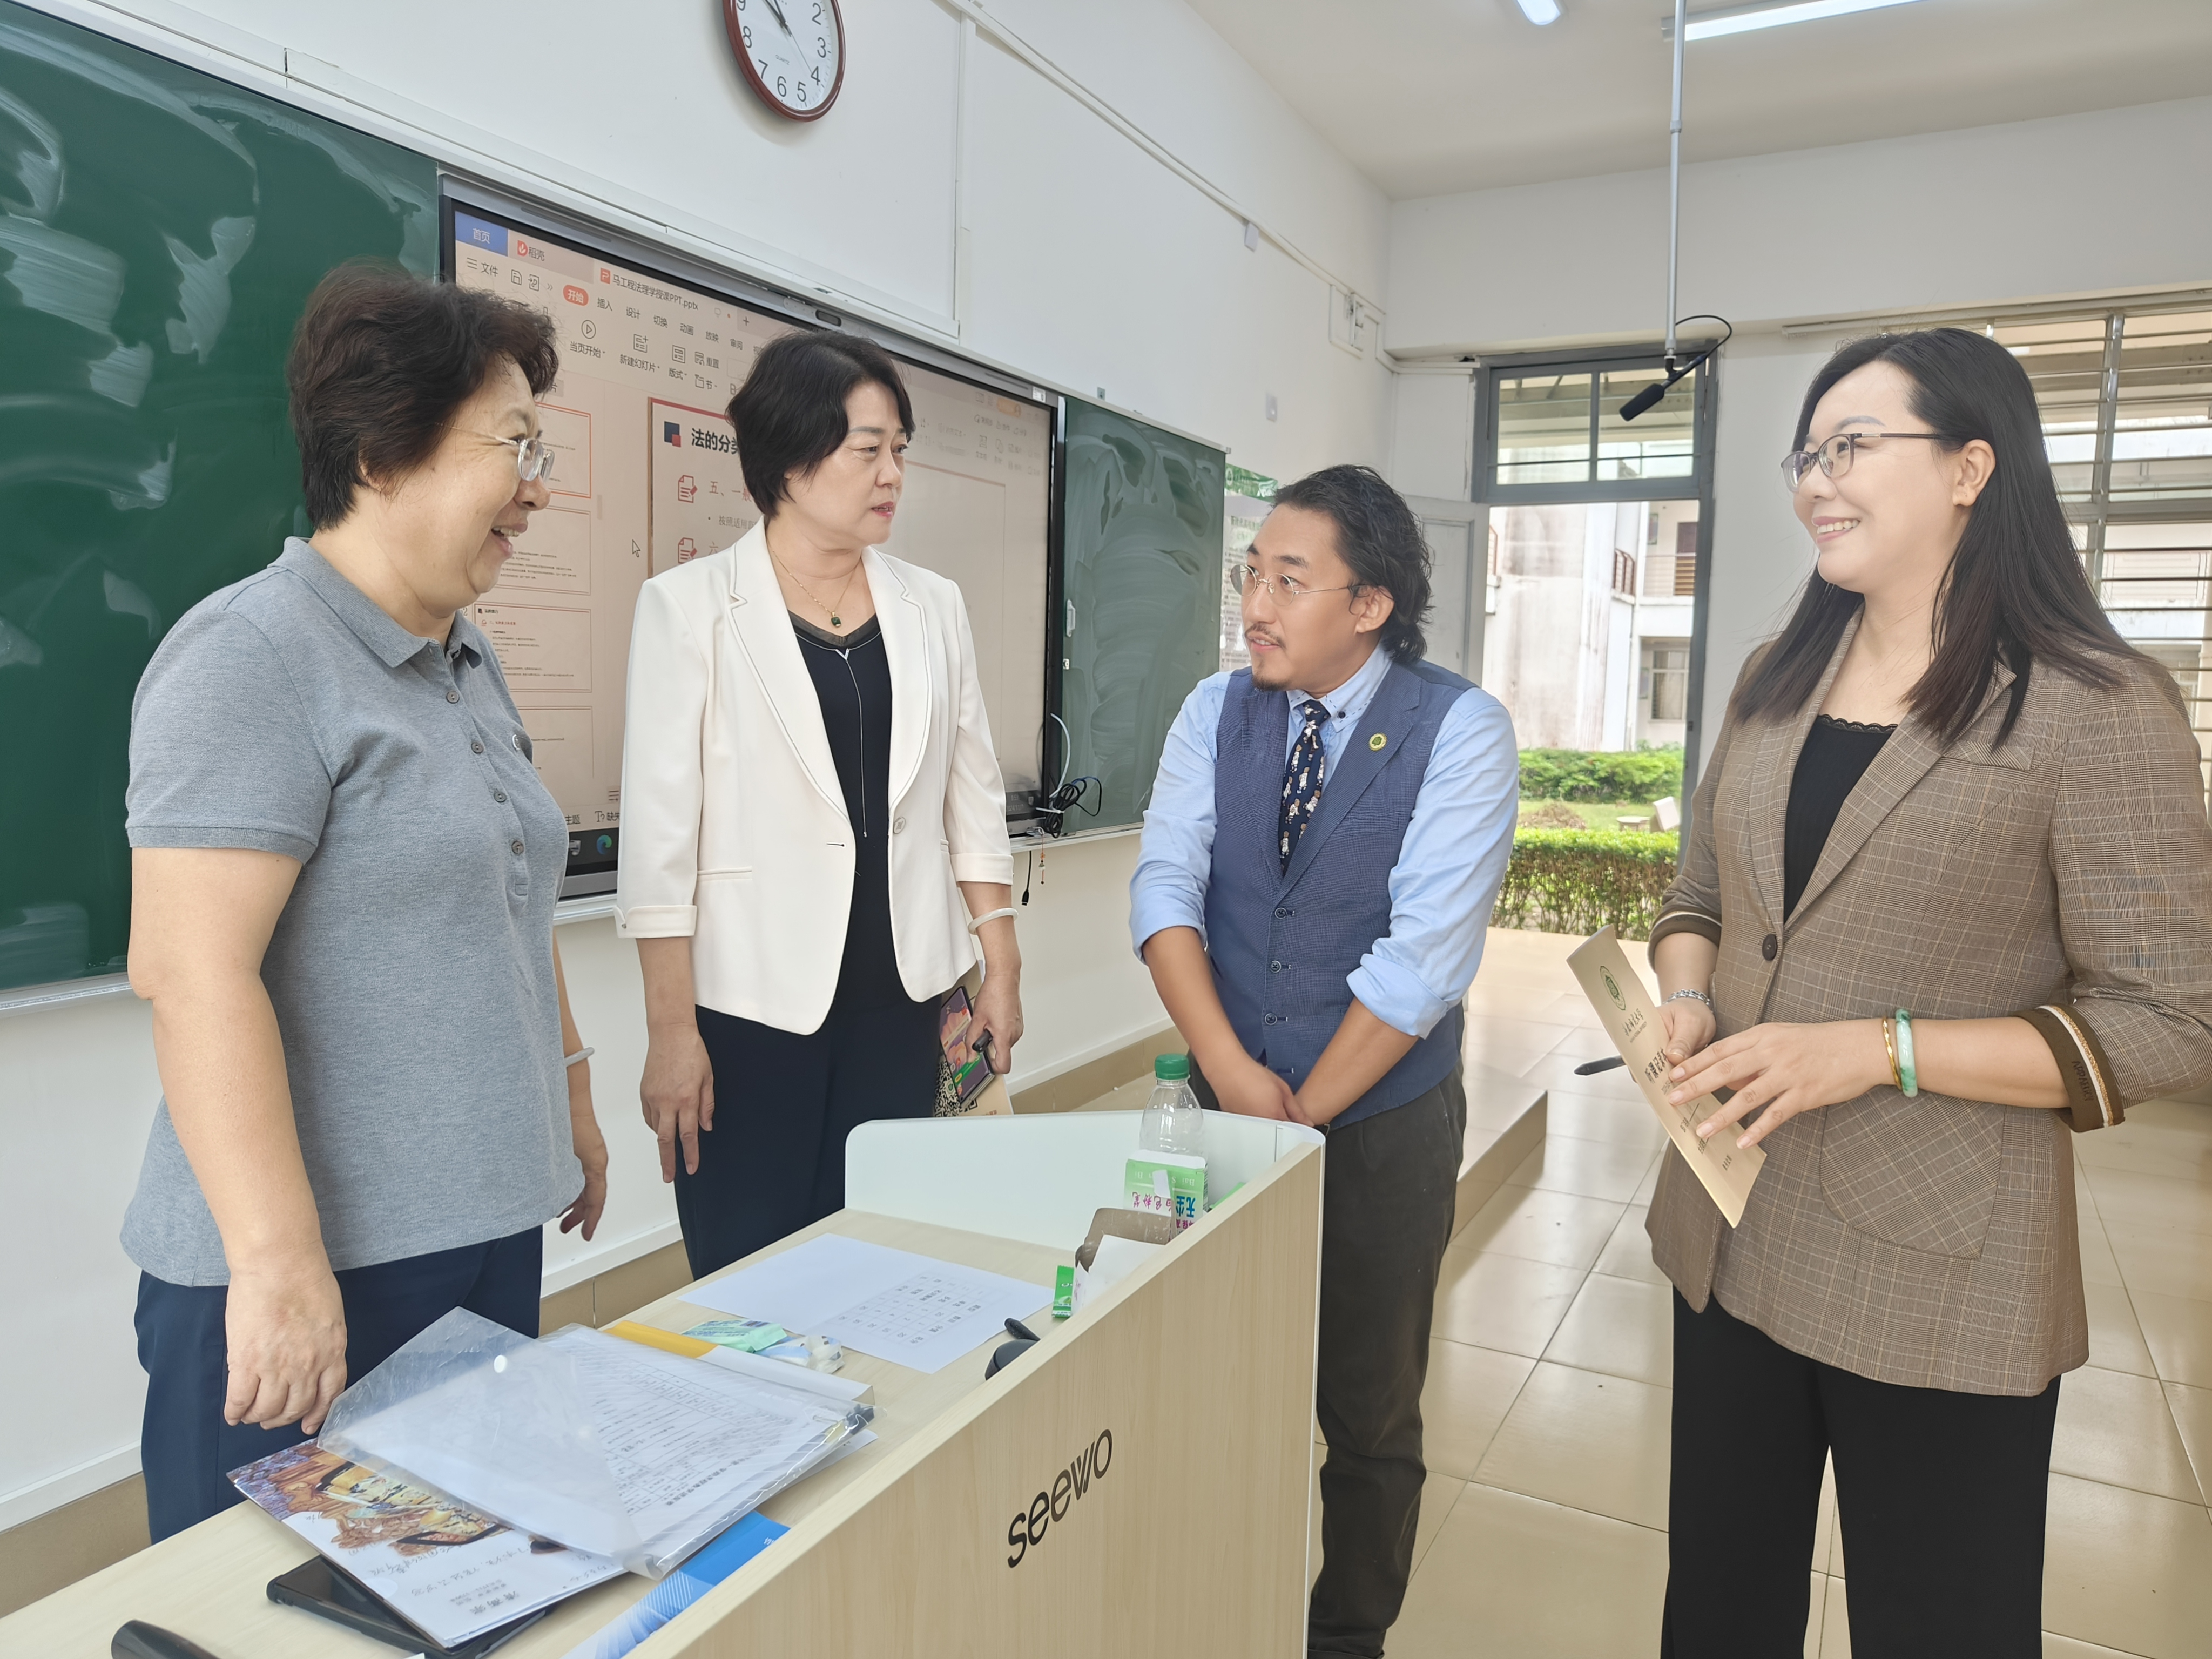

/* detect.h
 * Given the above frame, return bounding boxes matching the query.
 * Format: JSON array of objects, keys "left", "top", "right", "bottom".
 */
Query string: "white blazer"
[{"left": 615, "top": 522, "right": 1015, "bottom": 1033}]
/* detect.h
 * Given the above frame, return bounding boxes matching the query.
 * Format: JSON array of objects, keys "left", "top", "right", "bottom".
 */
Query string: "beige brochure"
[{"left": 1567, "top": 927, "right": 1764, "bottom": 1228}]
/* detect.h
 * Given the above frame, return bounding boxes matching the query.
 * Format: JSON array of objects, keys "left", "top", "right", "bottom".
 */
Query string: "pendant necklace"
[{"left": 773, "top": 550, "right": 861, "bottom": 630}]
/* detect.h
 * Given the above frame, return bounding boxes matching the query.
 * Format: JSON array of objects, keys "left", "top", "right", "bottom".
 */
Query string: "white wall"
[
  {"left": 1387, "top": 95, "right": 2212, "bottom": 355},
  {"left": 0, "top": 0, "right": 1386, "bottom": 1528},
  {"left": 1383, "top": 95, "right": 2212, "bottom": 746}
]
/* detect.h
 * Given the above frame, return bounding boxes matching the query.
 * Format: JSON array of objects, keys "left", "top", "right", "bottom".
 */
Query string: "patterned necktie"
[{"left": 1279, "top": 698, "right": 1329, "bottom": 872}]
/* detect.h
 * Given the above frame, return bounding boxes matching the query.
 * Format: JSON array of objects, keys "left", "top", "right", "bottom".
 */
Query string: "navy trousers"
[{"left": 135, "top": 1226, "right": 542, "bottom": 1542}]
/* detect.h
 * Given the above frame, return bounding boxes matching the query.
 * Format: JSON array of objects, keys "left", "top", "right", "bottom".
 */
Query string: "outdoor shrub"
[
  {"left": 1517, "top": 802, "right": 1587, "bottom": 831},
  {"left": 1494, "top": 828, "right": 1678, "bottom": 940},
  {"left": 1518, "top": 746, "right": 1683, "bottom": 804}
]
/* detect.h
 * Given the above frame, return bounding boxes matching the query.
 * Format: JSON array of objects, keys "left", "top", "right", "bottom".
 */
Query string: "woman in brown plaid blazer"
[{"left": 1645, "top": 329, "right": 2212, "bottom": 1658}]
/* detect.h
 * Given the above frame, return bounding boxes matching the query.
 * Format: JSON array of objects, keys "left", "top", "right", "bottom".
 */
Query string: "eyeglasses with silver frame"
[
  {"left": 1232, "top": 563, "right": 1363, "bottom": 603},
  {"left": 481, "top": 431, "right": 557, "bottom": 484},
  {"left": 1781, "top": 430, "right": 1945, "bottom": 491}
]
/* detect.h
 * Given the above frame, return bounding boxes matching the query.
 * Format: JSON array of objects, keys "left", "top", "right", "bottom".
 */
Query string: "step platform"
[{"left": 1454, "top": 1062, "right": 1548, "bottom": 1236}]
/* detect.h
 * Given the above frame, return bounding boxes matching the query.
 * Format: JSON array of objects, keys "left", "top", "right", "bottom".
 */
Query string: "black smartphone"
[{"left": 267, "top": 1556, "right": 546, "bottom": 1658}]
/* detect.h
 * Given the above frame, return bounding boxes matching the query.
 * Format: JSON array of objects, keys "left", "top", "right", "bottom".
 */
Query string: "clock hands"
[{"left": 763, "top": 0, "right": 797, "bottom": 39}]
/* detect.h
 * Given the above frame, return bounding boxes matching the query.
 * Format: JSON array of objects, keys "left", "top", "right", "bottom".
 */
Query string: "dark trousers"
[
  {"left": 1195, "top": 1064, "right": 1466, "bottom": 1656},
  {"left": 677, "top": 992, "right": 940, "bottom": 1281},
  {"left": 135, "top": 1226, "right": 542, "bottom": 1543},
  {"left": 1309, "top": 1073, "right": 1465, "bottom": 1657},
  {"left": 1662, "top": 1290, "right": 2061, "bottom": 1659}
]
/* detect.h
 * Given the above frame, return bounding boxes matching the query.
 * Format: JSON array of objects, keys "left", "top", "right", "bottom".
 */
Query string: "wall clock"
[{"left": 723, "top": 0, "right": 845, "bottom": 122}]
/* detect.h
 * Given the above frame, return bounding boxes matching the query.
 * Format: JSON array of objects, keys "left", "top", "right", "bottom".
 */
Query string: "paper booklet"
[
  {"left": 312, "top": 1309, "right": 872, "bottom": 1581},
  {"left": 1567, "top": 927, "right": 1764, "bottom": 1227},
  {"left": 231, "top": 1440, "right": 623, "bottom": 1651}
]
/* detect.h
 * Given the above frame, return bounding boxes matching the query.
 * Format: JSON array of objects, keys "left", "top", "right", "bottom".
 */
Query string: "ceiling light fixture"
[
  {"left": 1672, "top": 0, "right": 1925, "bottom": 42},
  {"left": 1515, "top": 0, "right": 1563, "bottom": 24}
]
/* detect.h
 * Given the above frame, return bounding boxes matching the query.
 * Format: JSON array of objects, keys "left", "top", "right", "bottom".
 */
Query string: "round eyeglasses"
[
  {"left": 1781, "top": 430, "right": 1944, "bottom": 491},
  {"left": 1232, "top": 564, "right": 1362, "bottom": 604},
  {"left": 478, "top": 431, "right": 557, "bottom": 484}
]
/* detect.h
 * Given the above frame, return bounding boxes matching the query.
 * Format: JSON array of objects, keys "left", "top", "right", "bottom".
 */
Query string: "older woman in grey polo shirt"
[{"left": 122, "top": 266, "right": 608, "bottom": 1540}]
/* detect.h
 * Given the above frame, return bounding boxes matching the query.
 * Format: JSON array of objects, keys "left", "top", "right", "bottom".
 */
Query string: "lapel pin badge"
[{"left": 1368, "top": 732, "right": 1387, "bottom": 751}]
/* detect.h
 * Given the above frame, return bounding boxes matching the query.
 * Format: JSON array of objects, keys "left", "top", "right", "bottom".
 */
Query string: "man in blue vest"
[{"left": 1131, "top": 464, "right": 1518, "bottom": 1656}]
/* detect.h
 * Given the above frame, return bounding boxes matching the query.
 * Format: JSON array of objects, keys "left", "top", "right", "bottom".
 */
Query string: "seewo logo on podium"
[{"left": 1006, "top": 1428, "right": 1115, "bottom": 1568}]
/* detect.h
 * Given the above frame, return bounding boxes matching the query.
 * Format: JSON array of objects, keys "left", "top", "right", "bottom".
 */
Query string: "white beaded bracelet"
[{"left": 966, "top": 907, "right": 1019, "bottom": 935}]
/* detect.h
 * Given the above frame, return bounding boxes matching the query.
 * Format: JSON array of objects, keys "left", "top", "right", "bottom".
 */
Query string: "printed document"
[
  {"left": 231, "top": 1441, "right": 622, "bottom": 1650},
  {"left": 688, "top": 1234, "right": 1053, "bottom": 1374}
]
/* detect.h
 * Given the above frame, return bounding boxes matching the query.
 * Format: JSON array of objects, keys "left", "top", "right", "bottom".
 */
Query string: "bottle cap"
[{"left": 1153, "top": 1053, "right": 1190, "bottom": 1081}]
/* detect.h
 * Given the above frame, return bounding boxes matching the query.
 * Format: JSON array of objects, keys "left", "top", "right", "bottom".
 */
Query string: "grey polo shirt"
[{"left": 122, "top": 539, "right": 580, "bottom": 1284}]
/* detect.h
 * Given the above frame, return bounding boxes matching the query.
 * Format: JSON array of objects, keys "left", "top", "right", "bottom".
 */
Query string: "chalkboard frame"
[{"left": 1044, "top": 397, "right": 1230, "bottom": 836}]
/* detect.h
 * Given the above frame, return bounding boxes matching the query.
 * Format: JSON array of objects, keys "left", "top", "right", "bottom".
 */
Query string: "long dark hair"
[{"left": 1734, "top": 328, "right": 2137, "bottom": 745}]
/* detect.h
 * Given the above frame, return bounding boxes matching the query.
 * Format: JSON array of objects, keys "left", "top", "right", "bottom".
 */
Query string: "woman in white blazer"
[{"left": 617, "top": 332, "right": 1021, "bottom": 1277}]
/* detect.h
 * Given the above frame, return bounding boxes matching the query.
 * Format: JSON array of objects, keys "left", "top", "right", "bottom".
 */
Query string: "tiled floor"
[{"left": 1377, "top": 928, "right": 2212, "bottom": 1659}]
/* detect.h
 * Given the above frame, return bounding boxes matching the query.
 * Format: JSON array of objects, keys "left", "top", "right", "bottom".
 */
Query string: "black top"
[
  {"left": 1783, "top": 715, "right": 1896, "bottom": 920},
  {"left": 791, "top": 613, "right": 909, "bottom": 1006}
]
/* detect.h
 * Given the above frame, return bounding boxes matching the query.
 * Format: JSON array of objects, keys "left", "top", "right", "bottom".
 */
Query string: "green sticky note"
[{"left": 683, "top": 1317, "right": 790, "bottom": 1353}]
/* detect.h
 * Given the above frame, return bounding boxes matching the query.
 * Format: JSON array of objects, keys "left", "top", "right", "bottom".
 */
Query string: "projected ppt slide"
[
  {"left": 650, "top": 400, "right": 758, "bottom": 574},
  {"left": 452, "top": 205, "right": 1055, "bottom": 844}
]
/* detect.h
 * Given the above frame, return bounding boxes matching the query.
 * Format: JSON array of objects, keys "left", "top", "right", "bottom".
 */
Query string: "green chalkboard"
[
  {"left": 0, "top": 2, "right": 436, "bottom": 991},
  {"left": 1051, "top": 400, "right": 1226, "bottom": 830}
]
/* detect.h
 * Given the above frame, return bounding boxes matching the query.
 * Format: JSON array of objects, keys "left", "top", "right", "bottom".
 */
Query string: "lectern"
[{"left": 1, "top": 1111, "right": 1328, "bottom": 1658}]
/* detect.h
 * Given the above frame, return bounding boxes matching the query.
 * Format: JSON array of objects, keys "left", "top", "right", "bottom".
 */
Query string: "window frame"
[
  {"left": 1470, "top": 343, "right": 1721, "bottom": 799},
  {"left": 2045, "top": 303, "right": 2212, "bottom": 809},
  {"left": 1473, "top": 343, "right": 1717, "bottom": 507}
]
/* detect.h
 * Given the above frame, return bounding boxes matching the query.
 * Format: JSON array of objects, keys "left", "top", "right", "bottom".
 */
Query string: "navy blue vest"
[{"left": 1204, "top": 657, "right": 1472, "bottom": 1129}]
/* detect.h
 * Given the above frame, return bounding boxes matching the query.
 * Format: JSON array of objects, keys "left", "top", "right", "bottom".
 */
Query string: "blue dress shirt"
[{"left": 1130, "top": 646, "right": 1520, "bottom": 1040}]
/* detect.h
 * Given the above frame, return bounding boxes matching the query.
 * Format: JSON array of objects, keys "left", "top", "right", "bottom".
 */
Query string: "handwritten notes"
[{"left": 1567, "top": 928, "right": 1764, "bottom": 1228}]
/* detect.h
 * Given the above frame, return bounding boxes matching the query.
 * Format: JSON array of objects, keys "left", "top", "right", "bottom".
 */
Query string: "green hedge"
[
  {"left": 1494, "top": 829, "right": 1678, "bottom": 941},
  {"left": 1518, "top": 746, "right": 1683, "bottom": 804}
]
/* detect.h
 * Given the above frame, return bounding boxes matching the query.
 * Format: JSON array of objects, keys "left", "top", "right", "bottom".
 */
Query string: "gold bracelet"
[{"left": 1880, "top": 1016, "right": 1903, "bottom": 1091}]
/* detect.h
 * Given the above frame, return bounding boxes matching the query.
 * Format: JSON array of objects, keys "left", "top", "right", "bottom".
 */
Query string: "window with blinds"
[{"left": 1984, "top": 305, "right": 2212, "bottom": 807}]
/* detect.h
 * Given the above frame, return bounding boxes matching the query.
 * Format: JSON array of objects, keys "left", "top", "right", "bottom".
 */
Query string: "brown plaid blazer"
[{"left": 1646, "top": 615, "right": 2212, "bottom": 1394}]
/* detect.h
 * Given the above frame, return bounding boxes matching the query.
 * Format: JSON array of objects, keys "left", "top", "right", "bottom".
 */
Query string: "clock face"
[{"left": 723, "top": 0, "right": 844, "bottom": 122}]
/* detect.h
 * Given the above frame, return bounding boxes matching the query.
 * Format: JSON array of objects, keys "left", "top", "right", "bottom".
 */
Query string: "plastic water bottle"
[{"left": 1139, "top": 1053, "right": 1205, "bottom": 1157}]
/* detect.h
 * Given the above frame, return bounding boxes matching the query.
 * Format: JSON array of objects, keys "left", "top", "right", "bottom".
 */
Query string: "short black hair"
[
  {"left": 1270, "top": 464, "right": 1431, "bottom": 662},
  {"left": 287, "top": 263, "right": 559, "bottom": 528},
  {"left": 727, "top": 331, "right": 915, "bottom": 517}
]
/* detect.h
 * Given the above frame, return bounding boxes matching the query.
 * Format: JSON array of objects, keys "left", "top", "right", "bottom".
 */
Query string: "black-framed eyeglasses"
[
  {"left": 1232, "top": 564, "right": 1363, "bottom": 603},
  {"left": 478, "top": 431, "right": 557, "bottom": 483},
  {"left": 1781, "top": 431, "right": 1945, "bottom": 491}
]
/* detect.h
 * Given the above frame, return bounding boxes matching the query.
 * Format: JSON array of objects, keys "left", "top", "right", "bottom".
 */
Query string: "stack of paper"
[{"left": 315, "top": 1309, "right": 869, "bottom": 1577}]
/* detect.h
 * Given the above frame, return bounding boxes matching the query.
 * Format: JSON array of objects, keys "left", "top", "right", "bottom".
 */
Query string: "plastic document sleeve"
[{"left": 317, "top": 1309, "right": 871, "bottom": 1577}]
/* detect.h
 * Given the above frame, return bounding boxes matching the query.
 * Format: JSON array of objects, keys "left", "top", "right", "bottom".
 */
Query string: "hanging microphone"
[
  {"left": 1616, "top": 315, "right": 1734, "bottom": 422},
  {"left": 1618, "top": 352, "right": 1703, "bottom": 422},
  {"left": 1617, "top": 374, "right": 1677, "bottom": 422}
]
